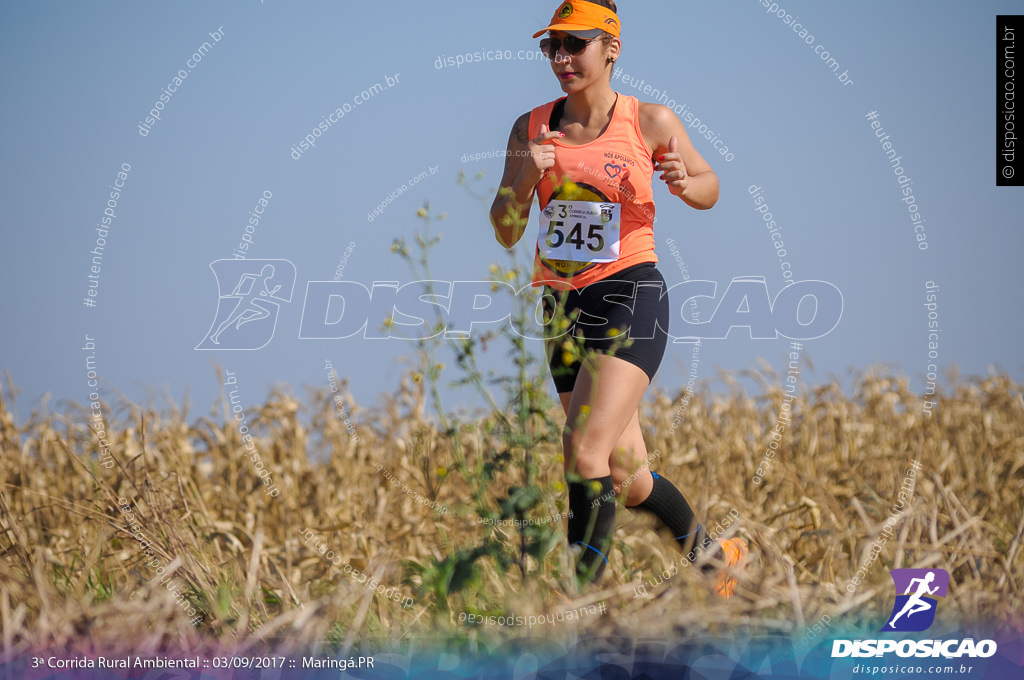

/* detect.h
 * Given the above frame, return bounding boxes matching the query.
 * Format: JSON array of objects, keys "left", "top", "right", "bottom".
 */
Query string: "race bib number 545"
[{"left": 538, "top": 200, "right": 620, "bottom": 263}]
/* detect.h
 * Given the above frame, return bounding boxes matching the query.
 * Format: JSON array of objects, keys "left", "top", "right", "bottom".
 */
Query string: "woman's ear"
[{"left": 606, "top": 37, "right": 620, "bottom": 65}]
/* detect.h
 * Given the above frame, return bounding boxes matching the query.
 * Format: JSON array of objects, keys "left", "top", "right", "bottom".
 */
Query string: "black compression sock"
[
  {"left": 567, "top": 475, "right": 616, "bottom": 583},
  {"left": 630, "top": 472, "right": 715, "bottom": 565}
]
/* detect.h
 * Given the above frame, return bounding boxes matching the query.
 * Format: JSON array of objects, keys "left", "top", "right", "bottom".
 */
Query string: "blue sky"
[{"left": 1, "top": 0, "right": 1021, "bottom": 425}]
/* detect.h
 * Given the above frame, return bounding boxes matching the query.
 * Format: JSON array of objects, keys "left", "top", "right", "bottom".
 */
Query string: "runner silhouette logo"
[
  {"left": 881, "top": 568, "right": 949, "bottom": 632},
  {"left": 196, "top": 259, "right": 296, "bottom": 350}
]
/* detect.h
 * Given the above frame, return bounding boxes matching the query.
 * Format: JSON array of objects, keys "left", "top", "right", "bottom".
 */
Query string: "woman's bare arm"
[
  {"left": 639, "top": 102, "right": 719, "bottom": 210},
  {"left": 489, "top": 113, "right": 562, "bottom": 247}
]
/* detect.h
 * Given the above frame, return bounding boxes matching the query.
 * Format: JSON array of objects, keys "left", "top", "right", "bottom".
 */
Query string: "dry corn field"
[{"left": 0, "top": 364, "right": 1022, "bottom": 659}]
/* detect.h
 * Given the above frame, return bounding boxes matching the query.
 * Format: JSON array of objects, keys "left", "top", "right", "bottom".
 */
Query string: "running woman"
[{"left": 488, "top": 0, "right": 747, "bottom": 593}]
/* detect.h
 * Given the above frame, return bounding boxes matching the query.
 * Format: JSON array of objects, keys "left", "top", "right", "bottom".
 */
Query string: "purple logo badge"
[{"left": 881, "top": 568, "right": 949, "bottom": 632}]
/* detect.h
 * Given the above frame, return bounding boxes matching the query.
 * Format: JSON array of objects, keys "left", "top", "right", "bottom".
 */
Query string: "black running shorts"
[{"left": 542, "top": 263, "right": 670, "bottom": 393}]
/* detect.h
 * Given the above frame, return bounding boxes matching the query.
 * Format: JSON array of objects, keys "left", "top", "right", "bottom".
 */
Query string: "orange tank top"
[{"left": 528, "top": 93, "right": 657, "bottom": 289}]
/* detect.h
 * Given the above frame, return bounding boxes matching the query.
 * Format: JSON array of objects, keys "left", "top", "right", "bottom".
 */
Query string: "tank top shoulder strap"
[
  {"left": 549, "top": 97, "right": 567, "bottom": 130},
  {"left": 528, "top": 97, "right": 566, "bottom": 138},
  {"left": 619, "top": 94, "right": 654, "bottom": 160}
]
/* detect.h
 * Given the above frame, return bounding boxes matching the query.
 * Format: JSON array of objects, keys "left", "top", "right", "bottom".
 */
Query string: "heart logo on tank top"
[{"left": 603, "top": 163, "right": 630, "bottom": 185}]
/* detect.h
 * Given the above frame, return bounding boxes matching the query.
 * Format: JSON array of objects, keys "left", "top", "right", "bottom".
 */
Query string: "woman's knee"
[{"left": 564, "top": 431, "right": 615, "bottom": 477}]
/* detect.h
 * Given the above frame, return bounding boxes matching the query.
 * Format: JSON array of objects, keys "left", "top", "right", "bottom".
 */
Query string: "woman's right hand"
[
  {"left": 490, "top": 116, "right": 563, "bottom": 247},
  {"left": 516, "top": 123, "right": 562, "bottom": 189}
]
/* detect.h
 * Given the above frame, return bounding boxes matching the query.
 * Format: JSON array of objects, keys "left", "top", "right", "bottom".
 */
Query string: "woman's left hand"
[{"left": 654, "top": 136, "right": 688, "bottom": 197}]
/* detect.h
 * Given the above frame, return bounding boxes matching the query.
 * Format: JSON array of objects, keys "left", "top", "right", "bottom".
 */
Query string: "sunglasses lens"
[
  {"left": 563, "top": 36, "right": 586, "bottom": 54},
  {"left": 540, "top": 35, "right": 593, "bottom": 60}
]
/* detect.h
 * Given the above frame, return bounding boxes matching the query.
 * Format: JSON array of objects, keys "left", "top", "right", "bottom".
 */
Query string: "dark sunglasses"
[{"left": 539, "top": 35, "right": 600, "bottom": 60}]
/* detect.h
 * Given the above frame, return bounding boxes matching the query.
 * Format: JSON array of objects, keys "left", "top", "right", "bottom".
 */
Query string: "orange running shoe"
[{"left": 714, "top": 537, "right": 748, "bottom": 598}]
